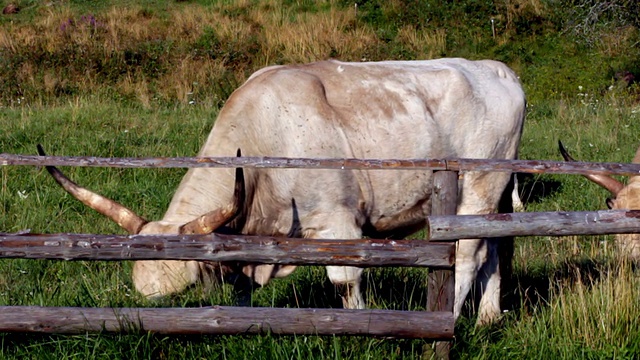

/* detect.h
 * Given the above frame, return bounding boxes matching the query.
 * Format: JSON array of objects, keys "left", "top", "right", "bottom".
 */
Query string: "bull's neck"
[
  {"left": 161, "top": 166, "right": 236, "bottom": 224},
  {"left": 162, "top": 113, "right": 244, "bottom": 224}
]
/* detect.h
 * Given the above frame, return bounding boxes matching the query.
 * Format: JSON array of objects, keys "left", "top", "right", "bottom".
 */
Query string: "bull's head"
[
  {"left": 37, "top": 145, "right": 245, "bottom": 298},
  {"left": 559, "top": 141, "right": 640, "bottom": 259}
]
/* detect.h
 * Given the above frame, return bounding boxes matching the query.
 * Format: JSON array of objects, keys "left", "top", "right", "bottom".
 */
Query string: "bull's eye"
[{"left": 606, "top": 197, "right": 615, "bottom": 209}]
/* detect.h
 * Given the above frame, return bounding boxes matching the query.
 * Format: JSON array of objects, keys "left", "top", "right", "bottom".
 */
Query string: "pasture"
[{"left": 1, "top": 0, "right": 640, "bottom": 358}]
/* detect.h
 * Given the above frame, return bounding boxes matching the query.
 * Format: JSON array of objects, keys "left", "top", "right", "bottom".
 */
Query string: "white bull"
[{"left": 42, "top": 58, "right": 525, "bottom": 325}]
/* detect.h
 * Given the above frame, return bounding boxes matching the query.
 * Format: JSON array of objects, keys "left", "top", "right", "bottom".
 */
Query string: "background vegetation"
[{"left": 1, "top": 0, "right": 640, "bottom": 358}]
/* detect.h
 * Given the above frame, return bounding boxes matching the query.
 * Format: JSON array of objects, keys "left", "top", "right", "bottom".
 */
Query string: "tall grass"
[
  {"left": 2, "top": 0, "right": 637, "bottom": 107},
  {"left": 485, "top": 260, "right": 640, "bottom": 358},
  {"left": 0, "top": 0, "right": 380, "bottom": 107},
  {"left": 551, "top": 261, "right": 640, "bottom": 350}
]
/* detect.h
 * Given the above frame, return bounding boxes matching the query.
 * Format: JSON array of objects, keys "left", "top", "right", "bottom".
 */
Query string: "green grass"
[{"left": 2, "top": 0, "right": 640, "bottom": 358}]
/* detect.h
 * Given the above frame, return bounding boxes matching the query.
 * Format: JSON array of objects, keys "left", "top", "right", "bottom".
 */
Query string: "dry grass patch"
[
  {"left": 596, "top": 25, "right": 639, "bottom": 58},
  {"left": 257, "top": 6, "right": 379, "bottom": 63},
  {"left": 502, "top": 0, "right": 547, "bottom": 28},
  {"left": 169, "top": 5, "right": 232, "bottom": 42},
  {"left": 396, "top": 26, "right": 446, "bottom": 59},
  {"left": 155, "top": 56, "right": 229, "bottom": 105},
  {"left": 101, "top": 7, "right": 159, "bottom": 53},
  {"left": 116, "top": 73, "right": 152, "bottom": 108},
  {"left": 0, "top": 0, "right": 387, "bottom": 106}
]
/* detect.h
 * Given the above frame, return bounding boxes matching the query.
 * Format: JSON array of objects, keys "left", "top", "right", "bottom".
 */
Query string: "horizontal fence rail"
[
  {"left": 0, "top": 306, "right": 454, "bottom": 339},
  {"left": 428, "top": 209, "right": 640, "bottom": 240},
  {"left": 3, "top": 153, "right": 640, "bottom": 176},
  {"left": 0, "top": 233, "right": 455, "bottom": 268}
]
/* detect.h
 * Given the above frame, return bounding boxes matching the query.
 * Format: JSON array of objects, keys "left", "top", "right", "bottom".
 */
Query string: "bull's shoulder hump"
[
  {"left": 244, "top": 63, "right": 327, "bottom": 86},
  {"left": 246, "top": 64, "right": 286, "bottom": 81}
]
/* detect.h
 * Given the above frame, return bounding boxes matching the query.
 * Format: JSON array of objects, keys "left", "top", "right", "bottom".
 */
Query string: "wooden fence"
[{"left": 2, "top": 153, "right": 640, "bottom": 344}]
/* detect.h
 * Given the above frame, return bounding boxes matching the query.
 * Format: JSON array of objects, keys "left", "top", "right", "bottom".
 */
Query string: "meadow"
[{"left": 1, "top": 0, "right": 640, "bottom": 358}]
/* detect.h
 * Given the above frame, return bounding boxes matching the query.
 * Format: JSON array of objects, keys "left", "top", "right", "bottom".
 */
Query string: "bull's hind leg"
[
  {"left": 455, "top": 171, "right": 512, "bottom": 325},
  {"left": 304, "top": 213, "right": 365, "bottom": 309},
  {"left": 454, "top": 238, "right": 500, "bottom": 322}
]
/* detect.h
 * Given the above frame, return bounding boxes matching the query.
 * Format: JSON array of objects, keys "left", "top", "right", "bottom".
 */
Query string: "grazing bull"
[
  {"left": 41, "top": 58, "right": 525, "bottom": 325},
  {"left": 559, "top": 141, "right": 640, "bottom": 259}
]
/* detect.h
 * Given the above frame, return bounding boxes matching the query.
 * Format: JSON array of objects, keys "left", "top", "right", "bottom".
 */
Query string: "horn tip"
[
  {"left": 234, "top": 149, "right": 244, "bottom": 182},
  {"left": 558, "top": 140, "right": 574, "bottom": 162}
]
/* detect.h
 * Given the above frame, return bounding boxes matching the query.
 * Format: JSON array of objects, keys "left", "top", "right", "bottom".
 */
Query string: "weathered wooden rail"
[
  {"left": 0, "top": 233, "right": 455, "bottom": 268},
  {"left": 3, "top": 152, "right": 640, "bottom": 176},
  {"left": 427, "top": 209, "right": 640, "bottom": 240},
  {"left": 1, "top": 209, "right": 638, "bottom": 339},
  {"left": 0, "top": 306, "right": 454, "bottom": 339}
]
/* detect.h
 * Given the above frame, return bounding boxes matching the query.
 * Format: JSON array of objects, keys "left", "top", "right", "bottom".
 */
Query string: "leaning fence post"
[{"left": 426, "top": 170, "right": 457, "bottom": 358}]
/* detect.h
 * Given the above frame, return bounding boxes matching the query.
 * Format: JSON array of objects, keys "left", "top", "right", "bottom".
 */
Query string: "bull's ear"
[
  {"left": 272, "top": 265, "right": 297, "bottom": 278},
  {"left": 242, "top": 264, "right": 297, "bottom": 286}
]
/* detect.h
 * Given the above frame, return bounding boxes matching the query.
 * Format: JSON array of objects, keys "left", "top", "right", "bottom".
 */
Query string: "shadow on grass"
[
  {"left": 504, "top": 257, "right": 609, "bottom": 315},
  {"left": 179, "top": 255, "right": 615, "bottom": 322},
  {"left": 261, "top": 267, "right": 430, "bottom": 310},
  {"left": 452, "top": 257, "right": 615, "bottom": 357},
  {"left": 516, "top": 172, "right": 563, "bottom": 207}
]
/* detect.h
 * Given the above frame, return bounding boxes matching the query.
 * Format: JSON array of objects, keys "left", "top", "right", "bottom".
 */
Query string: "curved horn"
[
  {"left": 558, "top": 141, "right": 624, "bottom": 196},
  {"left": 37, "top": 144, "right": 148, "bottom": 234},
  {"left": 179, "top": 149, "right": 245, "bottom": 235}
]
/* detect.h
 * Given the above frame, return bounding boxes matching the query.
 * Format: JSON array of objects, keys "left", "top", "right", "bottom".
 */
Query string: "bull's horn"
[
  {"left": 558, "top": 141, "right": 624, "bottom": 196},
  {"left": 37, "top": 144, "right": 148, "bottom": 234},
  {"left": 179, "top": 149, "right": 245, "bottom": 235}
]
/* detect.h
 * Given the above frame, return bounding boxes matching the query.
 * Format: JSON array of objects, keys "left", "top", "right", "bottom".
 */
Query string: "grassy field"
[{"left": 2, "top": 0, "right": 640, "bottom": 358}]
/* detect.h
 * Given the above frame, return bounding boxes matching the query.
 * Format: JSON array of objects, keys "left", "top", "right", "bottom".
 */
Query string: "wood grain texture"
[
  {"left": 0, "top": 233, "right": 455, "bottom": 268},
  {"left": 0, "top": 306, "right": 455, "bottom": 339},
  {"left": 428, "top": 209, "right": 640, "bottom": 240},
  {"left": 3, "top": 153, "right": 640, "bottom": 176}
]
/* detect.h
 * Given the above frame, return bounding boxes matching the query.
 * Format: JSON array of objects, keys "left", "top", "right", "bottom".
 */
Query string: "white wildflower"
[{"left": 17, "top": 190, "right": 28, "bottom": 199}]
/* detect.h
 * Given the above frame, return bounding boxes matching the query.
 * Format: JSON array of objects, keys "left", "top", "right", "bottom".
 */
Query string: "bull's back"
[
  {"left": 232, "top": 58, "right": 524, "bottom": 157},
  {"left": 210, "top": 58, "right": 525, "bottom": 234}
]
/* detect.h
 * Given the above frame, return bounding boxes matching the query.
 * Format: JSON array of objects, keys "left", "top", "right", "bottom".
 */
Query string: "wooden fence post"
[{"left": 426, "top": 171, "right": 457, "bottom": 359}]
